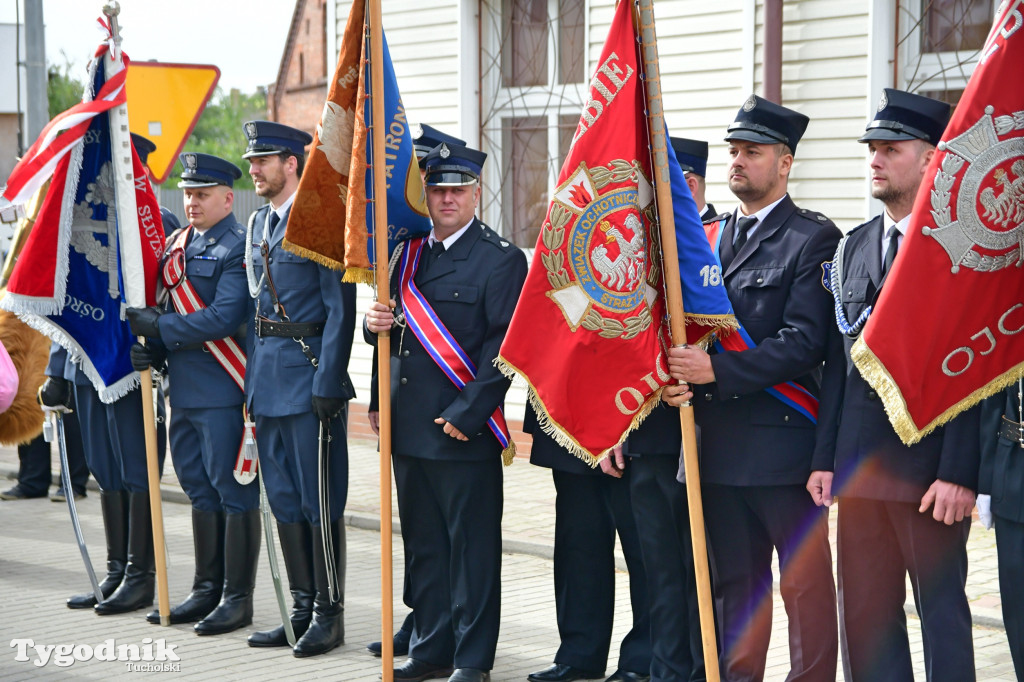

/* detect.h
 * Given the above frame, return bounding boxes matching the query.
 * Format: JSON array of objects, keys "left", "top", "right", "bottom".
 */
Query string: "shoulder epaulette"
[
  {"left": 480, "top": 225, "right": 515, "bottom": 250},
  {"left": 797, "top": 207, "right": 833, "bottom": 225}
]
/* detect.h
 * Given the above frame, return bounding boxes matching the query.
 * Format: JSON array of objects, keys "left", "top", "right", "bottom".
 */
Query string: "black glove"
[
  {"left": 130, "top": 342, "right": 166, "bottom": 372},
  {"left": 312, "top": 395, "right": 346, "bottom": 423},
  {"left": 125, "top": 306, "right": 164, "bottom": 338},
  {"left": 38, "top": 377, "right": 71, "bottom": 409}
]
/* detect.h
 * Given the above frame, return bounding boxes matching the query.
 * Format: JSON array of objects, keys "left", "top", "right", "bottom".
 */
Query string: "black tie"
[
  {"left": 883, "top": 229, "right": 899, "bottom": 275},
  {"left": 417, "top": 241, "right": 445, "bottom": 282},
  {"left": 268, "top": 210, "right": 280, "bottom": 235},
  {"left": 734, "top": 216, "right": 758, "bottom": 253},
  {"left": 430, "top": 241, "right": 445, "bottom": 259}
]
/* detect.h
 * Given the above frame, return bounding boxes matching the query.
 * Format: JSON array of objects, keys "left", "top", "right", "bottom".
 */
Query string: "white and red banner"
[{"left": 852, "top": 0, "right": 1024, "bottom": 443}]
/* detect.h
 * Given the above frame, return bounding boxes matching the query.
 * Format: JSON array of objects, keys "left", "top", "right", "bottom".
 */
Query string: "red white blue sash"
[
  {"left": 398, "top": 237, "right": 514, "bottom": 457},
  {"left": 704, "top": 219, "right": 819, "bottom": 424},
  {"left": 162, "top": 227, "right": 256, "bottom": 483}
]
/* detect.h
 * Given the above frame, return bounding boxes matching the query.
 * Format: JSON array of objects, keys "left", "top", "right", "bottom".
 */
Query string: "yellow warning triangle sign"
[{"left": 126, "top": 62, "right": 220, "bottom": 184}]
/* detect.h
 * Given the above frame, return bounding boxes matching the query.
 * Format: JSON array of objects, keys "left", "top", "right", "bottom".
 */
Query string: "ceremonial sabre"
[
  {"left": 249, "top": 417, "right": 296, "bottom": 647},
  {"left": 317, "top": 417, "right": 340, "bottom": 603},
  {"left": 45, "top": 407, "right": 103, "bottom": 604}
]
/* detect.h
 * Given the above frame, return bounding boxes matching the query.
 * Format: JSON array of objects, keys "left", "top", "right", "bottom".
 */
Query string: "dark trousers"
[
  {"left": 551, "top": 467, "right": 651, "bottom": 675},
  {"left": 15, "top": 409, "right": 88, "bottom": 495},
  {"left": 703, "top": 484, "right": 837, "bottom": 682},
  {"left": 630, "top": 455, "right": 703, "bottom": 682},
  {"left": 74, "top": 384, "right": 166, "bottom": 493},
  {"left": 394, "top": 454, "right": 502, "bottom": 670},
  {"left": 995, "top": 514, "right": 1024, "bottom": 678},
  {"left": 169, "top": 405, "right": 257, "bottom": 514},
  {"left": 255, "top": 409, "right": 348, "bottom": 524},
  {"left": 837, "top": 497, "right": 974, "bottom": 682}
]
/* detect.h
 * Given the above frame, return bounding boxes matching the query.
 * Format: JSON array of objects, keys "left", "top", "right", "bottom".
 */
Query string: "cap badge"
[
  {"left": 413, "top": 124, "right": 424, "bottom": 141},
  {"left": 245, "top": 122, "right": 258, "bottom": 140},
  {"left": 742, "top": 95, "right": 757, "bottom": 112},
  {"left": 877, "top": 91, "right": 888, "bottom": 112},
  {"left": 183, "top": 153, "right": 197, "bottom": 172},
  {"left": 439, "top": 143, "right": 450, "bottom": 159}
]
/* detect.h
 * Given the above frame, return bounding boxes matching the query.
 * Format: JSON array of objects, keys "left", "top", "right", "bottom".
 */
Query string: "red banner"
[
  {"left": 852, "top": 2, "right": 1024, "bottom": 444},
  {"left": 497, "top": 0, "right": 670, "bottom": 463}
]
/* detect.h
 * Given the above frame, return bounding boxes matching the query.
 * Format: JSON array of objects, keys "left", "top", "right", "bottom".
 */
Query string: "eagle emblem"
[
  {"left": 183, "top": 153, "right": 197, "bottom": 172},
  {"left": 541, "top": 160, "right": 658, "bottom": 339},
  {"left": 923, "top": 105, "right": 1024, "bottom": 272},
  {"left": 244, "top": 122, "right": 258, "bottom": 140}
]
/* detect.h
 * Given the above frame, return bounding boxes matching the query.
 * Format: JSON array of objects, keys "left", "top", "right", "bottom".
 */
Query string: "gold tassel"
[{"left": 281, "top": 238, "right": 345, "bottom": 271}]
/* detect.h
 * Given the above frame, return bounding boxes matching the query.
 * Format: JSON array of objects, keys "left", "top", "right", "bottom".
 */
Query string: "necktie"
[
  {"left": 883, "top": 229, "right": 899, "bottom": 275},
  {"left": 417, "top": 241, "right": 445, "bottom": 282},
  {"left": 734, "top": 215, "right": 758, "bottom": 253},
  {"left": 268, "top": 211, "right": 281, "bottom": 235}
]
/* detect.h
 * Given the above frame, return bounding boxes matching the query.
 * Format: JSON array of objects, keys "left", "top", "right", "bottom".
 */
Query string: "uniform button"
[
  {"left": 453, "top": 291, "right": 459, "bottom": 298},
  {"left": 784, "top": 415, "right": 790, "bottom": 422},
  {"left": 848, "top": 290, "right": 853, "bottom": 296},
  {"left": 400, "top": 378, "right": 408, "bottom": 385},
  {"left": 756, "top": 277, "right": 764, "bottom": 284},
  {"left": 867, "top": 390, "right": 878, "bottom": 400},
  {"left": 704, "top": 394, "right": 713, "bottom": 402},
  {"left": 402, "top": 350, "right": 410, "bottom": 357},
  {"left": 267, "top": 257, "right": 273, "bottom": 263}
]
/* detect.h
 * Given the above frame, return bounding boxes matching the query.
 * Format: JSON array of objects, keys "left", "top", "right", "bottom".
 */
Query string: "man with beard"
[
  {"left": 664, "top": 95, "right": 841, "bottom": 681},
  {"left": 809, "top": 89, "right": 979, "bottom": 682},
  {"left": 241, "top": 121, "right": 357, "bottom": 658}
]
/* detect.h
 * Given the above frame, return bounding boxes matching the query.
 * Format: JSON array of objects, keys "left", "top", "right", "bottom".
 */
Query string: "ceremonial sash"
[
  {"left": 397, "top": 237, "right": 515, "bottom": 462},
  {"left": 162, "top": 227, "right": 256, "bottom": 483},
  {"left": 704, "top": 219, "right": 819, "bottom": 424}
]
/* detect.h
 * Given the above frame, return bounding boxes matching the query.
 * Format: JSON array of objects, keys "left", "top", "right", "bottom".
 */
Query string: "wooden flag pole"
[
  {"left": 367, "top": 0, "right": 395, "bottom": 678},
  {"left": 635, "top": 1, "right": 721, "bottom": 678},
  {"left": 102, "top": 0, "right": 171, "bottom": 626}
]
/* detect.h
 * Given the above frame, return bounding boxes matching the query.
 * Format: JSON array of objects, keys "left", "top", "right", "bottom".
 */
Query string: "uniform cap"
[
  {"left": 423, "top": 143, "right": 487, "bottom": 187},
  {"left": 859, "top": 88, "right": 950, "bottom": 146},
  {"left": 725, "top": 94, "right": 809, "bottom": 153},
  {"left": 130, "top": 133, "right": 157, "bottom": 165},
  {"left": 670, "top": 137, "right": 709, "bottom": 177},
  {"left": 178, "top": 152, "right": 243, "bottom": 188},
  {"left": 413, "top": 124, "right": 466, "bottom": 165},
  {"left": 241, "top": 120, "right": 313, "bottom": 159}
]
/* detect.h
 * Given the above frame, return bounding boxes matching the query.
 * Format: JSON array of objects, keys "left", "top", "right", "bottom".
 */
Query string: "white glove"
[{"left": 977, "top": 494, "right": 993, "bottom": 530}]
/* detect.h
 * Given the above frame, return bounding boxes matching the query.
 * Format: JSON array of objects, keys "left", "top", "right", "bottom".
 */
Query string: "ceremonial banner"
[
  {"left": 852, "top": 0, "right": 1024, "bottom": 444},
  {"left": 284, "top": 0, "right": 430, "bottom": 281},
  {"left": 497, "top": 0, "right": 733, "bottom": 462},
  {"left": 0, "top": 31, "right": 164, "bottom": 402}
]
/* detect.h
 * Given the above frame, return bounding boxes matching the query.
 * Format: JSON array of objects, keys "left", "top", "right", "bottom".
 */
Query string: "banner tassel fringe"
[{"left": 281, "top": 239, "right": 345, "bottom": 272}]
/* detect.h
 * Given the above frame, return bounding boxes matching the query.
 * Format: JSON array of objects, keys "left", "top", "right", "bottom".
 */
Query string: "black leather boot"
[
  {"left": 195, "top": 509, "right": 261, "bottom": 635},
  {"left": 95, "top": 491, "right": 155, "bottom": 615},
  {"left": 247, "top": 521, "right": 315, "bottom": 647},
  {"left": 147, "top": 508, "right": 224, "bottom": 624},
  {"left": 293, "top": 519, "right": 345, "bottom": 657},
  {"left": 68, "top": 490, "right": 128, "bottom": 609}
]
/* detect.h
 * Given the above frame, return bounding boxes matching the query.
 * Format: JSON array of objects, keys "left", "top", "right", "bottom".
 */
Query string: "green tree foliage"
[
  {"left": 47, "top": 53, "right": 86, "bottom": 118},
  {"left": 163, "top": 87, "right": 267, "bottom": 190}
]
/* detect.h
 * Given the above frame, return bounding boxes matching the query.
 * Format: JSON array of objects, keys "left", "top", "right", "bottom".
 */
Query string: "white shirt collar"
[
  {"left": 429, "top": 218, "right": 475, "bottom": 251},
  {"left": 732, "top": 193, "right": 787, "bottom": 242}
]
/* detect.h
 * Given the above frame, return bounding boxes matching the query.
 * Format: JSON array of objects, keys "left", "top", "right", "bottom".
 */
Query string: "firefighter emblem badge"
[
  {"left": 923, "top": 105, "right": 1024, "bottom": 273},
  {"left": 541, "top": 160, "right": 659, "bottom": 339}
]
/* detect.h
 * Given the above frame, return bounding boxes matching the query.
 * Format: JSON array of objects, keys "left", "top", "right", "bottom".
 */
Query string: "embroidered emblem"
[
  {"left": 183, "top": 153, "right": 197, "bottom": 172},
  {"left": 742, "top": 95, "right": 757, "bottom": 112},
  {"left": 244, "top": 122, "right": 258, "bottom": 140},
  {"left": 923, "top": 105, "right": 1024, "bottom": 273},
  {"left": 877, "top": 90, "right": 888, "bottom": 112},
  {"left": 439, "top": 143, "right": 450, "bottom": 159},
  {"left": 413, "top": 124, "right": 424, "bottom": 140},
  {"left": 542, "top": 159, "right": 657, "bottom": 339}
]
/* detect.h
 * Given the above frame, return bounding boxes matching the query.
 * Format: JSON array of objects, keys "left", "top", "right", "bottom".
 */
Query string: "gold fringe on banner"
[
  {"left": 851, "top": 336, "right": 1024, "bottom": 446},
  {"left": 281, "top": 238, "right": 344, "bottom": 272},
  {"left": 494, "top": 355, "right": 663, "bottom": 467}
]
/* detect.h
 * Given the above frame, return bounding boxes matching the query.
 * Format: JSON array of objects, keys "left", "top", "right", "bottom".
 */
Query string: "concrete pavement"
[{"left": 0, "top": 428, "right": 1017, "bottom": 680}]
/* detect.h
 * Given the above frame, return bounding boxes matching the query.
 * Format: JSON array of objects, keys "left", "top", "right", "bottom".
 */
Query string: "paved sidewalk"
[{"left": 0, "top": 434, "right": 1017, "bottom": 680}]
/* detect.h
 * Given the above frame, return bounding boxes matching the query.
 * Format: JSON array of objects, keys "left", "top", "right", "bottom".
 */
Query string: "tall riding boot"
[
  {"left": 293, "top": 519, "right": 345, "bottom": 657},
  {"left": 95, "top": 490, "right": 155, "bottom": 615},
  {"left": 68, "top": 490, "right": 128, "bottom": 608},
  {"left": 247, "top": 521, "right": 315, "bottom": 647},
  {"left": 195, "top": 509, "right": 261, "bottom": 635},
  {"left": 146, "top": 508, "right": 224, "bottom": 624}
]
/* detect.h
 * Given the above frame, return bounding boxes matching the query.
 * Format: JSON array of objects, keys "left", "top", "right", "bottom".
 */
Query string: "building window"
[
  {"left": 900, "top": 0, "right": 995, "bottom": 107},
  {"left": 481, "top": 0, "right": 587, "bottom": 246}
]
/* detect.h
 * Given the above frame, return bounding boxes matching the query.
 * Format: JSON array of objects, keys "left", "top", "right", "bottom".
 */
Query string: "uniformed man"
[
  {"left": 41, "top": 345, "right": 168, "bottom": 615},
  {"left": 365, "top": 143, "right": 528, "bottom": 682},
  {"left": 809, "top": 89, "right": 978, "bottom": 682},
  {"left": 664, "top": 94, "right": 841, "bottom": 681},
  {"left": 670, "top": 136, "right": 716, "bottom": 221},
  {"left": 366, "top": 122, "right": 467, "bottom": 659},
  {"left": 130, "top": 132, "right": 182, "bottom": 234},
  {"left": 981, "top": 381, "right": 1024, "bottom": 678},
  {"left": 127, "top": 152, "right": 260, "bottom": 636},
  {"left": 241, "top": 121, "right": 357, "bottom": 657},
  {"left": 526, "top": 405, "right": 652, "bottom": 682}
]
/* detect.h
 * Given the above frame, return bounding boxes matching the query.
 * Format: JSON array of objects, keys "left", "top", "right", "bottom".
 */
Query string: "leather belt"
[
  {"left": 255, "top": 317, "right": 325, "bottom": 338},
  {"left": 999, "top": 416, "right": 1024, "bottom": 447}
]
